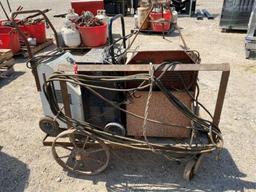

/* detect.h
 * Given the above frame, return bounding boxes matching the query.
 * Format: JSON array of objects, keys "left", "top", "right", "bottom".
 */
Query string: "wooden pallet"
[
  {"left": 0, "top": 49, "right": 15, "bottom": 78},
  {"left": 19, "top": 38, "right": 53, "bottom": 57},
  {"left": 0, "top": 49, "right": 13, "bottom": 63},
  {"left": 0, "top": 65, "right": 15, "bottom": 78}
]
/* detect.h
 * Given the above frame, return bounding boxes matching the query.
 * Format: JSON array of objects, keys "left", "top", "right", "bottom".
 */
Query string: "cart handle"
[
  {"left": 108, "top": 14, "right": 126, "bottom": 64},
  {"left": 11, "top": 9, "right": 60, "bottom": 59}
]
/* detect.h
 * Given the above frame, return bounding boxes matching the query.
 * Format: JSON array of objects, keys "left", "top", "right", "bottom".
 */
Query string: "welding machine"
[{"left": 37, "top": 52, "right": 84, "bottom": 136}]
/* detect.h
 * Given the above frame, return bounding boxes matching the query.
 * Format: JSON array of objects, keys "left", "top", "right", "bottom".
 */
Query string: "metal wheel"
[
  {"left": 52, "top": 129, "right": 110, "bottom": 175},
  {"left": 104, "top": 122, "right": 126, "bottom": 136},
  {"left": 183, "top": 159, "right": 196, "bottom": 181},
  {"left": 39, "top": 116, "right": 61, "bottom": 136}
]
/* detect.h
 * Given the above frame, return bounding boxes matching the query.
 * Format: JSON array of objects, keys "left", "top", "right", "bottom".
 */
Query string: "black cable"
[{"left": 42, "top": 62, "right": 223, "bottom": 158}]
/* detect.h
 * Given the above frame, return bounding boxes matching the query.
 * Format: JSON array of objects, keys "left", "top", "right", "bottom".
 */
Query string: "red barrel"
[
  {"left": 78, "top": 23, "right": 107, "bottom": 47},
  {"left": 150, "top": 10, "right": 172, "bottom": 32},
  {"left": 0, "top": 27, "right": 21, "bottom": 53}
]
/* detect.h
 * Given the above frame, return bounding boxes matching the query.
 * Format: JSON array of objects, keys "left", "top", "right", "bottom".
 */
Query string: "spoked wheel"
[
  {"left": 52, "top": 129, "right": 110, "bottom": 175},
  {"left": 183, "top": 154, "right": 205, "bottom": 181}
]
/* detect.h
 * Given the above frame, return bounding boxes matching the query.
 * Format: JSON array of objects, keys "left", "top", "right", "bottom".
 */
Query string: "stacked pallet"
[
  {"left": 20, "top": 38, "right": 53, "bottom": 57},
  {"left": 15, "top": 39, "right": 53, "bottom": 58},
  {"left": 0, "top": 49, "right": 15, "bottom": 78}
]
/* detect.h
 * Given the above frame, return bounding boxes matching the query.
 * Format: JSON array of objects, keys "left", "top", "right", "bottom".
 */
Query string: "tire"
[{"left": 39, "top": 116, "right": 62, "bottom": 136}]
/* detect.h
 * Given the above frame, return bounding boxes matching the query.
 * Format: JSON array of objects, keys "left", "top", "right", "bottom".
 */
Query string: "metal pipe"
[
  {"left": 11, "top": 9, "right": 60, "bottom": 59},
  {"left": 108, "top": 14, "right": 126, "bottom": 64},
  {"left": 16, "top": 9, "right": 51, "bottom": 25},
  {"left": 11, "top": 10, "right": 61, "bottom": 92},
  {"left": 0, "top": 1, "right": 10, "bottom": 20},
  {"left": 6, "top": 0, "right": 12, "bottom": 12}
]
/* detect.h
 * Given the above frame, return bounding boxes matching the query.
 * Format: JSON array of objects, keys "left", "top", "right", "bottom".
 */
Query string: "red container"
[
  {"left": 0, "top": 19, "right": 26, "bottom": 33},
  {"left": 150, "top": 10, "right": 172, "bottom": 32},
  {"left": 0, "top": 27, "right": 21, "bottom": 53},
  {"left": 0, "top": 20, "right": 46, "bottom": 44},
  {"left": 78, "top": 23, "right": 107, "bottom": 47},
  {"left": 23, "top": 22, "right": 46, "bottom": 44},
  {"left": 71, "top": 0, "right": 104, "bottom": 16}
]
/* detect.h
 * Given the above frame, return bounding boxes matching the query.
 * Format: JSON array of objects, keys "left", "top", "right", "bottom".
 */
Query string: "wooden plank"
[
  {"left": 22, "top": 39, "right": 53, "bottom": 57},
  {"left": 0, "top": 49, "right": 13, "bottom": 63},
  {"left": 58, "top": 63, "right": 230, "bottom": 73},
  {"left": 0, "top": 58, "right": 15, "bottom": 68},
  {"left": 0, "top": 66, "right": 14, "bottom": 78}
]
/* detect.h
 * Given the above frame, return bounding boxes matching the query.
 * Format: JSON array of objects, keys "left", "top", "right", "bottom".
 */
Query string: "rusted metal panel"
[
  {"left": 126, "top": 50, "right": 198, "bottom": 91},
  {"left": 126, "top": 91, "right": 192, "bottom": 138}
]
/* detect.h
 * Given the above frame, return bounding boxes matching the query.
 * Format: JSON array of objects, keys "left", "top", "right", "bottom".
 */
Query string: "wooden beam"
[
  {"left": 22, "top": 39, "right": 53, "bottom": 57},
  {"left": 0, "top": 49, "right": 13, "bottom": 63},
  {"left": 0, "top": 58, "right": 15, "bottom": 68},
  {"left": 58, "top": 63, "right": 230, "bottom": 73}
]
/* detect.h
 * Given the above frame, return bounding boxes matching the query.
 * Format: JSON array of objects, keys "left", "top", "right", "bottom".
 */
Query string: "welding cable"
[
  {"left": 104, "top": 33, "right": 135, "bottom": 63},
  {"left": 73, "top": 125, "right": 217, "bottom": 154},
  {"left": 43, "top": 85, "right": 216, "bottom": 154},
  {"left": 45, "top": 105, "right": 217, "bottom": 155},
  {"left": 49, "top": 74, "right": 206, "bottom": 135},
  {"left": 178, "top": 74, "right": 214, "bottom": 120},
  {"left": 26, "top": 49, "right": 65, "bottom": 69},
  {"left": 153, "top": 78, "right": 222, "bottom": 141},
  {"left": 148, "top": 62, "right": 222, "bottom": 147},
  {"left": 49, "top": 72, "right": 150, "bottom": 82},
  {"left": 43, "top": 77, "right": 189, "bottom": 129},
  {"left": 48, "top": 77, "right": 151, "bottom": 92},
  {"left": 44, "top": 72, "right": 220, "bottom": 135},
  {"left": 152, "top": 61, "right": 214, "bottom": 120},
  {"left": 43, "top": 70, "right": 223, "bottom": 153},
  {"left": 57, "top": 79, "right": 221, "bottom": 147},
  {"left": 154, "top": 63, "right": 217, "bottom": 126},
  {"left": 152, "top": 62, "right": 223, "bottom": 145},
  {"left": 43, "top": 75, "right": 181, "bottom": 129},
  {"left": 47, "top": 73, "right": 152, "bottom": 92}
]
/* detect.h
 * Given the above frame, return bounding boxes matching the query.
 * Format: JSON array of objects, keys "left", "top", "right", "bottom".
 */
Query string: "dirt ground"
[{"left": 0, "top": 0, "right": 256, "bottom": 191}]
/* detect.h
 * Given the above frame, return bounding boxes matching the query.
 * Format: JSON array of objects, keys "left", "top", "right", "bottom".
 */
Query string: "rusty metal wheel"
[{"left": 52, "top": 129, "right": 110, "bottom": 175}]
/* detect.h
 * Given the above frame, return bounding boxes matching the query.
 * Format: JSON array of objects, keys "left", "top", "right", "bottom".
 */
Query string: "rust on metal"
[{"left": 213, "top": 71, "right": 230, "bottom": 126}]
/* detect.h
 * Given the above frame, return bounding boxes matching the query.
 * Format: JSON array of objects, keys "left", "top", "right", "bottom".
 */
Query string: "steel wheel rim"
[{"left": 52, "top": 129, "right": 110, "bottom": 175}]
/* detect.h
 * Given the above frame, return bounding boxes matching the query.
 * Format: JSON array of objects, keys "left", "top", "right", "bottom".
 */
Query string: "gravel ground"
[{"left": 0, "top": 0, "right": 256, "bottom": 191}]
